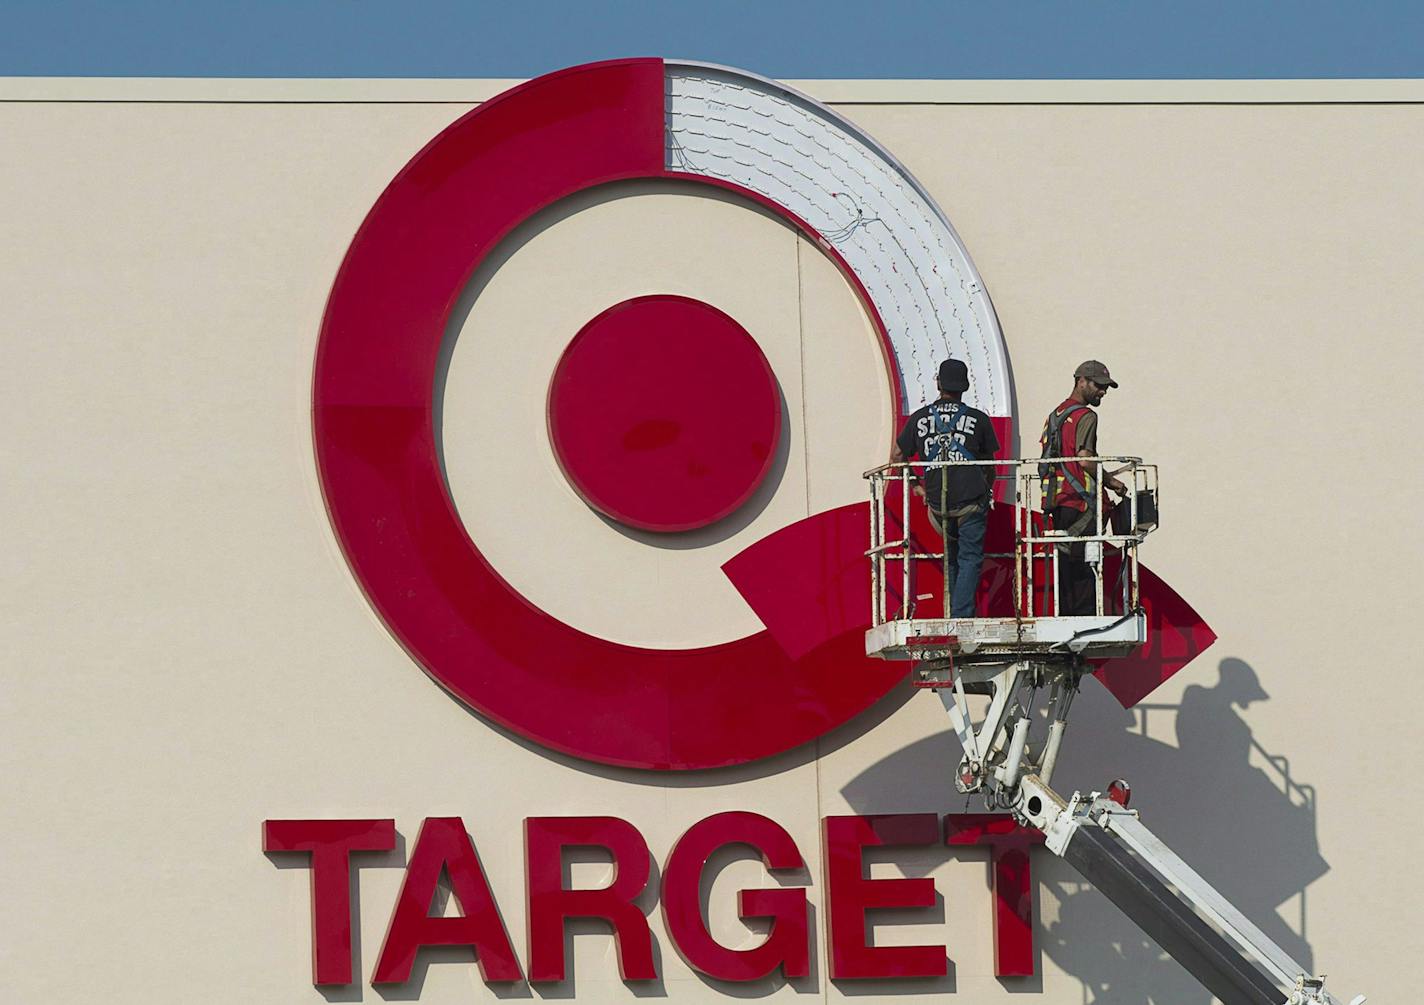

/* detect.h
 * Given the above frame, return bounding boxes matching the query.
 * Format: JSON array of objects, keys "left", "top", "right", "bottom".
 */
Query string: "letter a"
[{"left": 373, "top": 817, "right": 522, "bottom": 984}]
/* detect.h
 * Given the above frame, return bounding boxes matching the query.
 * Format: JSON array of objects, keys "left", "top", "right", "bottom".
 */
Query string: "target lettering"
[{"left": 264, "top": 812, "right": 1041, "bottom": 988}]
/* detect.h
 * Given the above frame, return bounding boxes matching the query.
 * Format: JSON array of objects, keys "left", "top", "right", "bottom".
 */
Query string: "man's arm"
[
  {"left": 981, "top": 421, "right": 1001, "bottom": 496},
  {"left": 1076, "top": 447, "right": 1127, "bottom": 495},
  {"left": 1072, "top": 410, "right": 1126, "bottom": 495},
  {"left": 890, "top": 443, "right": 926, "bottom": 497},
  {"left": 891, "top": 424, "right": 926, "bottom": 498}
]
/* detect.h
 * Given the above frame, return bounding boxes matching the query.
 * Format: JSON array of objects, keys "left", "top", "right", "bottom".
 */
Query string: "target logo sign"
[{"left": 313, "top": 60, "right": 1209, "bottom": 770}]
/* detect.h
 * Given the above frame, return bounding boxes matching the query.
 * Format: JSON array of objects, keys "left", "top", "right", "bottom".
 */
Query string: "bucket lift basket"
[{"left": 864, "top": 455, "right": 1157, "bottom": 664}]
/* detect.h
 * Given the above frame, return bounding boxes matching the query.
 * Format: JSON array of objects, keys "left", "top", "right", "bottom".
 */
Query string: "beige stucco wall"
[{"left": 3, "top": 84, "right": 1421, "bottom": 1004}]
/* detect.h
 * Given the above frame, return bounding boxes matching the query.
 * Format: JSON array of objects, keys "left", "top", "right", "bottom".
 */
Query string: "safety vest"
[{"left": 1039, "top": 402, "right": 1092, "bottom": 511}]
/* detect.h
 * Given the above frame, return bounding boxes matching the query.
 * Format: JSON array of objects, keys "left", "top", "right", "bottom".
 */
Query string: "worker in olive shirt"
[
  {"left": 890, "top": 359, "right": 1000, "bottom": 618},
  {"left": 1040, "top": 359, "right": 1128, "bottom": 615}
]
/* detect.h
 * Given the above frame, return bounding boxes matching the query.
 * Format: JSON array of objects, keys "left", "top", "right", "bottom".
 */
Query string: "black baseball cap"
[{"left": 938, "top": 358, "right": 970, "bottom": 392}]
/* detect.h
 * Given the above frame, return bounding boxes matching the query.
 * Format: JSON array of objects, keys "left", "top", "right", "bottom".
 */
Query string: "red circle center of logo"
[{"left": 547, "top": 295, "right": 782, "bottom": 532}]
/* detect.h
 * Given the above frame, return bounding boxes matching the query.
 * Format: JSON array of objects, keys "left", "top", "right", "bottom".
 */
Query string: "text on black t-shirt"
[{"left": 895, "top": 400, "right": 1001, "bottom": 509}]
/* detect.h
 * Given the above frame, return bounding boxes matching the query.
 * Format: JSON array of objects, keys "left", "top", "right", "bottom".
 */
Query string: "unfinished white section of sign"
[{"left": 666, "top": 62, "right": 1010, "bottom": 417}]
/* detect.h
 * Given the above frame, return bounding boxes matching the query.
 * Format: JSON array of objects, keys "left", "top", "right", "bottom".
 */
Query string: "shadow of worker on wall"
[
  {"left": 840, "top": 657, "right": 1329, "bottom": 1004},
  {"left": 1164, "top": 658, "right": 1327, "bottom": 965},
  {"left": 1042, "top": 656, "right": 1329, "bottom": 1003}
]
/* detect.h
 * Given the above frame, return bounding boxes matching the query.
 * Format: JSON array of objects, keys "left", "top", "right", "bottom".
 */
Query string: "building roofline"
[{"left": 2, "top": 76, "right": 1422, "bottom": 104}]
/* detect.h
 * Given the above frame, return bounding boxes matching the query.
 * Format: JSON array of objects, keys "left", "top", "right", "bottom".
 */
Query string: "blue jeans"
[{"left": 929, "top": 504, "right": 987, "bottom": 618}]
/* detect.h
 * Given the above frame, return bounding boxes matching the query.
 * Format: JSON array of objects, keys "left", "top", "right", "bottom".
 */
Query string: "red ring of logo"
[{"left": 313, "top": 59, "right": 905, "bottom": 770}]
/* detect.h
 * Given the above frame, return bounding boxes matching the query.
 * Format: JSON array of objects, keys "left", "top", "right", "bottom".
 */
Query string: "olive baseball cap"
[{"left": 1074, "top": 360, "right": 1118, "bottom": 388}]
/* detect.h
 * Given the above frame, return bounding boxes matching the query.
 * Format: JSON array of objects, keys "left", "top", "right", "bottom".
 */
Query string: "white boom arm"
[{"left": 1015, "top": 774, "right": 1364, "bottom": 1005}]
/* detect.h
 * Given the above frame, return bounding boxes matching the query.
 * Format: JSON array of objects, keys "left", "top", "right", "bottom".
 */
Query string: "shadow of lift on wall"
[
  {"left": 839, "top": 656, "right": 1330, "bottom": 1004},
  {"left": 270, "top": 657, "right": 1323, "bottom": 1002}
]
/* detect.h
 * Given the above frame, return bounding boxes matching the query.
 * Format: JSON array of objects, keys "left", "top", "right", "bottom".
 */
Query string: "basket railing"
[{"left": 864, "top": 456, "right": 1158, "bottom": 625}]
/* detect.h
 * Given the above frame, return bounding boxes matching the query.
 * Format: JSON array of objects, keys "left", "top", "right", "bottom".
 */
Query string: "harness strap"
[{"left": 1041, "top": 405, "right": 1090, "bottom": 499}]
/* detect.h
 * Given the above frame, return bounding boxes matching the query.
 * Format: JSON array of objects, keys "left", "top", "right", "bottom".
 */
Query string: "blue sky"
[{"left": 2, "top": 0, "right": 1421, "bottom": 79}]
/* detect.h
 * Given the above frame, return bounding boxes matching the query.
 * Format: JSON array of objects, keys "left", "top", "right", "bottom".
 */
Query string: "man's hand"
[
  {"left": 1081, "top": 449, "right": 1128, "bottom": 496},
  {"left": 912, "top": 484, "right": 926, "bottom": 499}
]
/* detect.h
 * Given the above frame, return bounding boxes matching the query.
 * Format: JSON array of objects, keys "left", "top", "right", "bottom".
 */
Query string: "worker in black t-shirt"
[{"left": 890, "top": 359, "right": 1001, "bottom": 618}]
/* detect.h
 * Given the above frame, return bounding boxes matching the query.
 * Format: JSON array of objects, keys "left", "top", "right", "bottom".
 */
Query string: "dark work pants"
[{"left": 1050, "top": 505, "right": 1098, "bottom": 616}]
